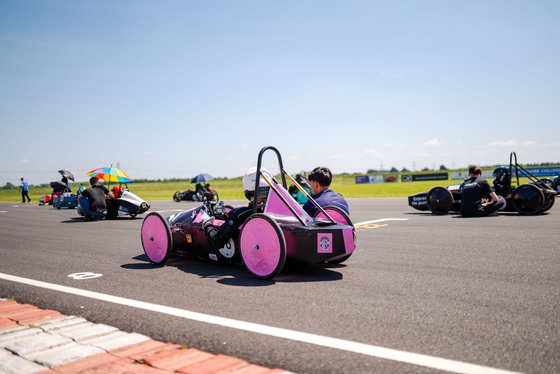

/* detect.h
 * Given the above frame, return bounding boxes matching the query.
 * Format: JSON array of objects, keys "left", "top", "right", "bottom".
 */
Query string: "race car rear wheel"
[
  {"left": 141, "top": 212, "right": 172, "bottom": 264},
  {"left": 426, "top": 187, "right": 454, "bottom": 215},
  {"left": 315, "top": 206, "right": 355, "bottom": 264},
  {"left": 239, "top": 213, "right": 286, "bottom": 279},
  {"left": 511, "top": 184, "right": 544, "bottom": 215},
  {"left": 173, "top": 191, "right": 182, "bottom": 202}
]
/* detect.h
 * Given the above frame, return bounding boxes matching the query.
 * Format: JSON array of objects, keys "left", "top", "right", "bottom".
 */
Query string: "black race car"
[
  {"left": 547, "top": 172, "right": 560, "bottom": 193},
  {"left": 409, "top": 152, "right": 557, "bottom": 215},
  {"left": 173, "top": 184, "right": 218, "bottom": 202}
]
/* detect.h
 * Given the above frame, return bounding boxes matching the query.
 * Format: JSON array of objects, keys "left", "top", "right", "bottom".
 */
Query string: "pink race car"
[{"left": 141, "top": 146, "right": 356, "bottom": 279}]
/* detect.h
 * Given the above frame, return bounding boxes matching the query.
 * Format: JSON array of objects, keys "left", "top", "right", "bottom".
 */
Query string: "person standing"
[
  {"left": 460, "top": 165, "right": 506, "bottom": 217},
  {"left": 20, "top": 177, "right": 31, "bottom": 203}
]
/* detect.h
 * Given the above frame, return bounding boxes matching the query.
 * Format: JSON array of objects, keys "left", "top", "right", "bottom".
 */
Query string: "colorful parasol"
[{"left": 87, "top": 167, "right": 133, "bottom": 183}]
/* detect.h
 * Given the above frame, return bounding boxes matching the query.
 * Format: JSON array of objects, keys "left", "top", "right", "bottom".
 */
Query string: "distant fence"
[
  {"left": 451, "top": 170, "right": 493, "bottom": 180},
  {"left": 355, "top": 175, "right": 398, "bottom": 184},
  {"left": 401, "top": 173, "right": 448, "bottom": 182},
  {"left": 356, "top": 166, "right": 559, "bottom": 184}
]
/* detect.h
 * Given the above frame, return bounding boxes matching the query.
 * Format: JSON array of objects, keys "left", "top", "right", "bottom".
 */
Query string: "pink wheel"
[
  {"left": 141, "top": 212, "right": 172, "bottom": 264},
  {"left": 315, "top": 206, "right": 353, "bottom": 226},
  {"left": 315, "top": 206, "right": 355, "bottom": 264},
  {"left": 239, "top": 214, "right": 286, "bottom": 279}
]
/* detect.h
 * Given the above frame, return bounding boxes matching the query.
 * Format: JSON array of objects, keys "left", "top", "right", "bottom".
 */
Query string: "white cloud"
[
  {"left": 364, "top": 148, "right": 384, "bottom": 159},
  {"left": 423, "top": 138, "right": 441, "bottom": 146},
  {"left": 411, "top": 152, "right": 429, "bottom": 158},
  {"left": 487, "top": 140, "right": 537, "bottom": 147},
  {"left": 19, "top": 159, "right": 29, "bottom": 164},
  {"left": 521, "top": 141, "right": 537, "bottom": 147}
]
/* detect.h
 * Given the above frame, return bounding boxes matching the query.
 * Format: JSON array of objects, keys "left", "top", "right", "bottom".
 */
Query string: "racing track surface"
[{"left": 0, "top": 198, "right": 558, "bottom": 374}]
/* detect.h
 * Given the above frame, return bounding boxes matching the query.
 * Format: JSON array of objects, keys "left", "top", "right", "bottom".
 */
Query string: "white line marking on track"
[
  {"left": 355, "top": 218, "right": 409, "bottom": 226},
  {"left": 0, "top": 272, "right": 523, "bottom": 374}
]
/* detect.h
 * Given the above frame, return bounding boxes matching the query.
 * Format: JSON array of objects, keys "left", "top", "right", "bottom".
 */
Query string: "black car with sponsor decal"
[{"left": 409, "top": 152, "right": 557, "bottom": 215}]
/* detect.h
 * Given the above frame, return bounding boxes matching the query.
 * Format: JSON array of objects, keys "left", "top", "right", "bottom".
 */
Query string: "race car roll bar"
[
  {"left": 509, "top": 152, "right": 556, "bottom": 193},
  {"left": 253, "top": 146, "right": 336, "bottom": 225}
]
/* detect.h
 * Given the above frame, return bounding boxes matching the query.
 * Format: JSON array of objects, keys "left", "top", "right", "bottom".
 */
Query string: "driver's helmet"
[
  {"left": 492, "top": 166, "right": 511, "bottom": 188},
  {"left": 243, "top": 167, "right": 273, "bottom": 200}
]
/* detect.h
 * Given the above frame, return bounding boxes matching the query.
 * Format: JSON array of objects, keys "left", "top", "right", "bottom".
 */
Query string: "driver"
[
  {"left": 492, "top": 166, "right": 511, "bottom": 197},
  {"left": 460, "top": 165, "right": 506, "bottom": 217},
  {"left": 203, "top": 167, "right": 271, "bottom": 251},
  {"left": 79, "top": 177, "right": 115, "bottom": 221}
]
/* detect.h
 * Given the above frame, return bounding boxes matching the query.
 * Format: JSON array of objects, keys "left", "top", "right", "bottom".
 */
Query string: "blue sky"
[{"left": 1, "top": 0, "right": 559, "bottom": 186}]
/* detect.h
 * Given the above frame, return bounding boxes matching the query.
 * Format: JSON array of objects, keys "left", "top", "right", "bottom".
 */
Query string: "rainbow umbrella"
[{"left": 87, "top": 167, "right": 133, "bottom": 183}]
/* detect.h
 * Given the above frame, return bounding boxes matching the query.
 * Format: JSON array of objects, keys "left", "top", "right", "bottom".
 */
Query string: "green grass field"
[{"left": 0, "top": 174, "right": 536, "bottom": 203}]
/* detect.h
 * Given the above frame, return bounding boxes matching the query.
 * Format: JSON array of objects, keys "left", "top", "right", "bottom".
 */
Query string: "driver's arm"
[{"left": 107, "top": 192, "right": 115, "bottom": 199}]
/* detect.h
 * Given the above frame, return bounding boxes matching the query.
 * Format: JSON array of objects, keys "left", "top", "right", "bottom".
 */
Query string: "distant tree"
[
  {"left": 366, "top": 169, "right": 378, "bottom": 174},
  {"left": 390, "top": 167, "right": 398, "bottom": 172},
  {"left": 401, "top": 167, "right": 410, "bottom": 172},
  {"left": 422, "top": 167, "right": 430, "bottom": 172},
  {"left": 439, "top": 165, "right": 448, "bottom": 171},
  {"left": 1, "top": 182, "right": 16, "bottom": 190}
]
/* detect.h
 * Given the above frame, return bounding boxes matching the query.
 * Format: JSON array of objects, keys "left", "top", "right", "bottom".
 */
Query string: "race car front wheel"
[
  {"left": 239, "top": 214, "right": 286, "bottom": 279},
  {"left": 141, "top": 212, "right": 173, "bottom": 264},
  {"left": 426, "top": 187, "right": 453, "bottom": 215}
]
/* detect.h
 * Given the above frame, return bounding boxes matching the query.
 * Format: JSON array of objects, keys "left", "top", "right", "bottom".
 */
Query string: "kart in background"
[
  {"left": 546, "top": 172, "right": 559, "bottom": 193},
  {"left": 173, "top": 187, "right": 218, "bottom": 202},
  {"left": 39, "top": 181, "right": 73, "bottom": 206},
  {"left": 78, "top": 183, "right": 150, "bottom": 219},
  {"left": 53, "top": 193, "right": 78, "bottom": 209},
  {"left": 141, "top": 146, "right": 356, "bottom": 279},
  {"left": 409, "top": 152, "right": 557, "bottom": 215}
]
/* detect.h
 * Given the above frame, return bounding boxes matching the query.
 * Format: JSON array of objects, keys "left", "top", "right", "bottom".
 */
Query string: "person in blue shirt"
[
  {"left": 302, "top": 167, "right": 349, "bottom": 217},
  {"left": 19, "top": 178, "right": 31, "bottom": 203}
]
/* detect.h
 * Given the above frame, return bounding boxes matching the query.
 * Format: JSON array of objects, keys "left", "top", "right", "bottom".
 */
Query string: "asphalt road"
[{"left": 0, "top": 198, "right": 558, "bottom": 374}]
